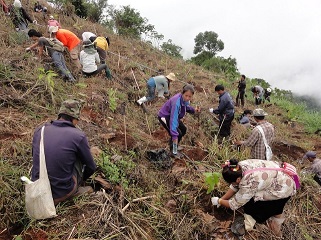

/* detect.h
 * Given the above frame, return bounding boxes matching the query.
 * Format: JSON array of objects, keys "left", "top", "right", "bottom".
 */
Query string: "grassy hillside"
[{"left": 1, "top": 1, "right": 321, "bottom": 239}]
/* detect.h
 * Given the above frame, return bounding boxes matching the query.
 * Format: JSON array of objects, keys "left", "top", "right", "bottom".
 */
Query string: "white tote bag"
[
  {"left": 257, "top": 125, "right": 273, "bottom": 161},
  {"left": 25, "top": 126, "right": 57, "bottom": 219}
]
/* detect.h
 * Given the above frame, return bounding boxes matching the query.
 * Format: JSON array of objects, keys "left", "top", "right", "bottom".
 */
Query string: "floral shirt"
[
  {"left": 229, "top": 159, "right": 296, "bottom": 211},
  {"left": 243, "top": 121, "right": 274, "bottom": 160}
]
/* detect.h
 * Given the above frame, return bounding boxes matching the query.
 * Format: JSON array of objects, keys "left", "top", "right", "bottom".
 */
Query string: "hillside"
[{"left": 1, "top": 1, "right": 321, "bottom": 240}]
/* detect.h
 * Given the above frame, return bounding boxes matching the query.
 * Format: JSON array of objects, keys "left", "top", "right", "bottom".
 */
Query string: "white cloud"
[{"left": 108, "top": 0, "right": 321, "bottom": 104}]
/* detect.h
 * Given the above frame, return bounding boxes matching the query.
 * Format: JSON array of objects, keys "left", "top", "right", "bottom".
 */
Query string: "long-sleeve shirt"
[
  {"left": 147, "top": 75, "right": 169, "bottom": 95},
  {"left": 10, "top": 6, "right": 33, "bottom": 28},
  {"left": 310, "top": 158, "right": 321, "bottom": 178},
  {"left": 243, "top": 121, "right": 274, "bottom": 160},
  {"left": 158, "top": 93, "right": 195, "bottom": 141},
  {"left": 80, "top": 49, "right": 100, "bottom": 73},
  {"left": 47, "top": 19, "right": 61, "bottom": 28},
  {"left": 228, "top": 159, "right": 296, "bottom": 210},
  {"left": 31, "top": 120, "right": 96, "bottom": 200},
  {"left": 238, "top": 80, "right": 246, "bottom": 91},
  {"left": 254, "top": 85, "right": 264, "bottom": 98},
  {"left": 56, "top": 29, "right": 81, "bottom": 51},
  {"left": 213, "top": 92, "right": 234, "bottom": 118}
]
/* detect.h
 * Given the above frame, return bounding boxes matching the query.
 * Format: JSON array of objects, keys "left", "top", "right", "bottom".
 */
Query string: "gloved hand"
[
  {"left": 15, "top": 27, "right": 20, "bottom": 31},
  {"left": 209, "top": 108, "right": 214, "bottom": 113},
  {"left": 211, "top": 197, "right": 220, "bottom": 206},
  {"left": 33, "top": 20, "right": 38, "bottom": 24},
  {"left": 25, "top": 47, "right": 31, "bottom": 51}
]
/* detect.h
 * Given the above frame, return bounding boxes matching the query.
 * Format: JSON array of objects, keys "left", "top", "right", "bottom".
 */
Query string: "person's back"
[
  {"left": 94, "top": 36, "right": 108, "bottom": 51},
  {"left": 217, "top": 91, "right": 234, "bottom": 117},
  {"left": 80, "top": 41, "right": 100, "bottom": 73},
  {"left": 56, "top": 28, "right": 80, "bottom": 51},
  {"left": 31, "top": 120, "right": 95, "bottom": 200}
]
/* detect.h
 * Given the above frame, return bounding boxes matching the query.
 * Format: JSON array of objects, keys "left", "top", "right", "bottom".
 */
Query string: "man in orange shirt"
[{"left": 49, "top": 26, "right": 81, "bottom": 71}]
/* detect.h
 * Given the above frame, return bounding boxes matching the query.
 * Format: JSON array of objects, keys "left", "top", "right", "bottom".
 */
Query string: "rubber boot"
[{"left": 137, "top": 96, "right": 148, "bottom": 105}]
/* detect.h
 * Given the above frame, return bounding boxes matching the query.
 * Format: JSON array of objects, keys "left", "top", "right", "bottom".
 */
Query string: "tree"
[
  {"left": 202, "top": 56, "right": 239, "bottom": 80},
  {"left": 161, "top": 39, "right": 183, "bottom": 58},
  {"left": 193, "top": 31, "right": 224, "bottom": 56},
  {"left": 85, "top": 0, "right": 108, "bottom": 23},
  {"left": 112, "top": 5, "right": 155, "bottom": 39},
  {"left": 71, "top": 0, "right": 87, "bottom": 18}
]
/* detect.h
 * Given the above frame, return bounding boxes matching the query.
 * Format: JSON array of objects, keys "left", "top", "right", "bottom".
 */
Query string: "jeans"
[
  {"left": 51, "top": 51, "right": 74, "bottom": 81},
  {"left": 146, "top": 84, "right": 156, "bottom": 101}
]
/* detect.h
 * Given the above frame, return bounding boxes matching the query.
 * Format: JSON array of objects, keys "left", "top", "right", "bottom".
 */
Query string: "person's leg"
[
  {"left": 146, "top": 85, "right": 156, "bottom": 101},
  {"left": 240, "top": 90, "right": 245, "bottom": 107},
  {"left": 236, "top": 91, "right": 240, "bottom": 106},
  {"left": 52, "top": 52, "right": 75, "bottom": 82},
  {"left": 96, "top": 47, "right": 106, "bottom": 63},
  {"left": 177, "top": 120, "right": 187, "bottom": 144},
  {"left": 219, "top": 115, "right": 233, "bottom": 138},
  {"left": 69, "top": 44, "right": 81, "bottom": 71},
  {"left": 158, "top": 116, "right": 172, "bottom": 150}
]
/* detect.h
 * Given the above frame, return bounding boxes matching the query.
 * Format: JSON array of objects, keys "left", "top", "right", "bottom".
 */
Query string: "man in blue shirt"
[
  {"left": 31, "top": 99, "right": 96, "bottom": 205},
  {"left": 209, "top": 85, "right": 235, "bottom": 138}
]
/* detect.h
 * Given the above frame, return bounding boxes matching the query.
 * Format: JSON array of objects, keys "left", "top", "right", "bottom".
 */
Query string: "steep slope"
[{"left": 1, "top": 1, "right": 321, "bottom": 240}]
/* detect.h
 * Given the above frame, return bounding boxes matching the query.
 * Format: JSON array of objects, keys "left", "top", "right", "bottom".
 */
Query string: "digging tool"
[
  {"left": 120, "top": 102, "right": 127, "bottom": 151},
  {"left": 216, "top": 114, "right": 226, "bottom": 139},
  {"left": 131, "top": 68, "right": 140, "bottom": 91}
]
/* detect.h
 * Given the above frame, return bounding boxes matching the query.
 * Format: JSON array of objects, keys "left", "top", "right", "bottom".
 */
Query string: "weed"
[
  {"left": 38, "top": 68, "right": 58, "bottom": 106},
  {"left": 107, "top": 88, "right": 118, "bottom": 112}
]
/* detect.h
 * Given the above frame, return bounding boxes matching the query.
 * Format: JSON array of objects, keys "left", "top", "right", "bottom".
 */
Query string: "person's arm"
[
  {"left": 242, "top": 128, "right": 259, "bottom": 147},
  {"left": 169, "top": 98, "right": 180, "bottom": 144},
  {"left": 79, "top": 51, "right": 84, "bottom": 66},
  {"left": 186, "top": 105, "right": 195, "bottom": 114},
  {"left": 213, "top": 96, "right": 227, "bottom": 114},
  {"left": 21, "top": 7, "right": 33, "bottom": 23},
  {"left": 77, "top": 136, "right": 97, "bottom": 180},
  {"left": 95, "top": 52, "right": 100, "bottom": 64}
]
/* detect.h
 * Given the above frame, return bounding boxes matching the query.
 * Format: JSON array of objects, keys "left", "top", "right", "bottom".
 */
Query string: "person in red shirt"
[{"left": 49, "top": 26, "right": 81, "bottom": 71}]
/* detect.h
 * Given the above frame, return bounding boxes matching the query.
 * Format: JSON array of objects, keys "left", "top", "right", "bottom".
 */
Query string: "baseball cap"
[{"left": 48, "top": 26, "right": 59, "bottom": 34}]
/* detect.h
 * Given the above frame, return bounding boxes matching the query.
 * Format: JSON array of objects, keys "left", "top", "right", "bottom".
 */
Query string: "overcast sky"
[{"left": 108, "top": 0, "right": 321, "bottom": 102}]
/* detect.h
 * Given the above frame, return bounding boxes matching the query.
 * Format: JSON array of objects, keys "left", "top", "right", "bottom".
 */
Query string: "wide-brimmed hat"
[
  {"left": 166, "top": 73, "right": 176, "bottom": 81},
  {"left": 253, "top": 108, "right": 267, "bottom": 117},
  {"left": 49, "top": 15, "right": 54, "bottom": 20},
  {"left": 48, "top": 26, "right": 59, "bottom": 34},
  {"left": 58, "top": 99, "right": 82, "bottom": 120},
  {"left": 83, "top": 40, "right": 94, "bottom": 47},
  {"left": 303, "top": 151, "right": 317, "bottom": 159},
  {"left": 13, "top": 0, "right": 22, "bottom": 8}
]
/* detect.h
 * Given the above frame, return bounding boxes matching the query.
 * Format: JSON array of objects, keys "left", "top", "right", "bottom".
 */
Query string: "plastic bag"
[{"left": 25, "top": 126, "right": 57, "bottom": 219}]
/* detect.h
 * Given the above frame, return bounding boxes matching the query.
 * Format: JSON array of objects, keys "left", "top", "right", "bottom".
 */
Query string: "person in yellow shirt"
[{"left": 89, "top": 36, "right": 109, "bottom": 64}]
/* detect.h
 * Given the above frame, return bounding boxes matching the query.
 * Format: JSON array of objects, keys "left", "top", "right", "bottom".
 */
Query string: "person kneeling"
[
  {"left": 80, "top": 40, "right": 112, "bottom": 79},
  {"left": 211, "top": 159, "right": 297, "bottom": 237}
]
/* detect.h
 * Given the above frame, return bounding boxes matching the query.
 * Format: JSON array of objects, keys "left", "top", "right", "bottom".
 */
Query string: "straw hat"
[
  {"left": 166, "top": 73, "right": 176, "bottom": 81},
  {"left": 49, "top": 15, "right": 54, "bottom": 20}
]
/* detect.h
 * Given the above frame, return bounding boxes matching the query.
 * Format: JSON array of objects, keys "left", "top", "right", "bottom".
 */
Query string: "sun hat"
[
  {"left": 49, "top": 15, "right": 54, "bottom": 20},
  {"left": 253, "top": 108, "right": 268, "bottom": 117},
  {"left": 48, "top": 26, "right": 59, "bottom": 34},
  {"left": 303, "top": 151, "right": 317, "bottom": 159},
  {"left": 166, "top": 73, "right": 176, "bottom": 81},
  {"left": 58, "top": 99, "right": 82, "bottom": 120},
  {"left": 267, "top": 88, "right": 272, "bottom": 93}
]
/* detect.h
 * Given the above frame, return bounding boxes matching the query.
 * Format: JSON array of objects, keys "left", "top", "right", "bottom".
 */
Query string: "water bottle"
[{"left": 172, "top": 143, "right": 178, "bottom": 155}]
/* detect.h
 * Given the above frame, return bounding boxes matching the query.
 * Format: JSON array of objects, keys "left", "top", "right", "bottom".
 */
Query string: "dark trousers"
[
  {"left": 244, "top": 197, "right": 290, "bottom": 223},
  {"left": 83, "top": 64, "right": 108, "bottom": 77},
  {"left": 218, "top": 114, "right": 234, "bottom": 137},
  {"left": 236, "top": 90, "right": 245, "bottom": 107},
  {"left": 158, "top": 117, "right": 187, "bottom": 147}
]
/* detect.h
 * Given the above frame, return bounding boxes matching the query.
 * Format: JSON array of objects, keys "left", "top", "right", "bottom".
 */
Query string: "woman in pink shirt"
[{"left": 47, "top": 15, "right": 61, "bottom": 28}]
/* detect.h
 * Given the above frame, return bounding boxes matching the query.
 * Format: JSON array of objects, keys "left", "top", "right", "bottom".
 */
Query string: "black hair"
[
  {"left": 254, "top": 116, "right": 265, "bottom": 120},
  {"left": 58, "top": 113, "right": 75, "bottom": 122},
  {"left": 222, "top": 159, "right": 242, "bottom": 183},
  {"left": 241, "top": 74, "right": 246, "bottom": 79},
  {"left": 214, "top": 85, "right": 224, "bottom": 91},
  {"left": 244, "top": 109, "right": 252, "bottom": 115},
  {"left": 251, "top": 87, "right": 256, "bottom": 93},
  {"left": 182, "top": 84, "right": 195, "bottom": 94},
  {"left": 28, "top": 29, "right": 42, "bottom": 38},
  {"left": 105, "top": 36, "right": 110, "bottom": 45}
]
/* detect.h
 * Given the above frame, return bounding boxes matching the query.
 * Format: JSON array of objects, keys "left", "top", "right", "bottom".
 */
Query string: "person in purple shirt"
[
  {"left": 158, "top": 84, "right": 200, "bottom": 155},
  {"left": 31, "top": 99, "right": 96, "bottom": 205}
]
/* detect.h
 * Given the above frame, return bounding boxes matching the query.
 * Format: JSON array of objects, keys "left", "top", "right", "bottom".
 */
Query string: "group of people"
[{"left": 235, "top": 75, "right": 272, "bottom": 107}]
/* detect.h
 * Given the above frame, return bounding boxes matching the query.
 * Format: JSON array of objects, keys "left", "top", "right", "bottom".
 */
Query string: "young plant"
[
  {"left": 38, "top": 68, "right": 58, "bottom": 106},
  {"left": 203, "top": 172, "right": 221, "bottom": 194},
  {"left": 107, "top": 88, "right": 118, "bottom": 112}
]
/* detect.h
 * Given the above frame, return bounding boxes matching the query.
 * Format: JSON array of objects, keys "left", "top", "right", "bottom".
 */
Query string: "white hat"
[
  {"left": 49, "top": 15, "right": 54, "bottom": 20},
  {"left": 166, "top": 72, "right": 176, "bottom": 81},
  {"left": 267, "top": 88, "right": 272, "bottom": 93},
  {"left": 48, "top": 26, "right": 59, "bottom": 34},
  {"left": 13, "top": 0, "right": 22, "bottom": 8}
]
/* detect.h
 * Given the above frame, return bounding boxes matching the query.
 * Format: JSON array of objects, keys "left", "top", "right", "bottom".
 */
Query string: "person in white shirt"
[{"left": 80, "top": 41, "right": 112, "bottom": 79}]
